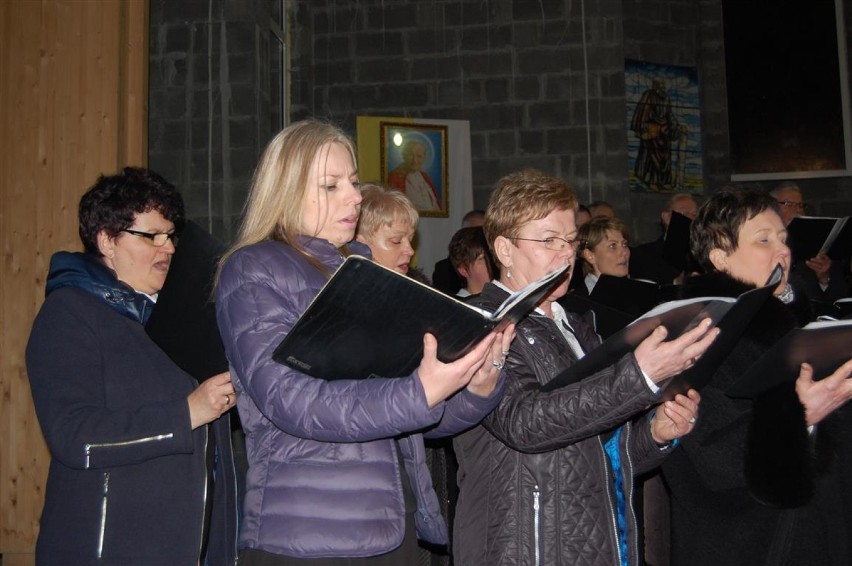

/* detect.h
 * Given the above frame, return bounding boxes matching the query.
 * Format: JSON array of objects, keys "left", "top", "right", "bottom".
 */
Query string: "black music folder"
[
  {"left": 272, "top": 255, "right": 570, "bottom": 380},
  {"left": 541, "top": 265, "right": 784, "bottom": 397},
  {"left": 726, "top": 319, "right": 852, "bottom": 398},
  {"left": 661, "top": 210, "right": 693, "bottom": 272},
  {"left": 787, "top": 216, "right": 851, "bottom": 263},
  {"left": 558, "top": 292, "right": 635, "bottom": 340},
  {"left": 589, "top": 275, "right": 662, "bottom": 317}
]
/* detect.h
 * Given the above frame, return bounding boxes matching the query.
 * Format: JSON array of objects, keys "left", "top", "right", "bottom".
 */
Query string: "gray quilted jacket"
[{"left": 453, "top": 283, "right": 671, "bottom": 566}]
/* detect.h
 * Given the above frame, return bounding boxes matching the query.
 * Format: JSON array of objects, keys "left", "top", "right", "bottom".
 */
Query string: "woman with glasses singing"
[
  {"left": 452, "top": 169, "right": 719, "bottom": 566},
  {"left": 26, "top": 167, "right": 238, "bottom": 565}
]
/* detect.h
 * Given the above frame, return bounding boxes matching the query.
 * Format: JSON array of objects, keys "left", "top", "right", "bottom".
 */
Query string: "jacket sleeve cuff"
[{"left": 410, "top": 369, "right": 447, "bottom": 423}]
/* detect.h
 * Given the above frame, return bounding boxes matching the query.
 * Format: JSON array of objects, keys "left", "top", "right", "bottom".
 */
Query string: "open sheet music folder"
[
  {"left": 726, "top": 318, "right": 852, "bottom": 398},
  {"left": 272, "top": 255, "right": 570, "bottom": 380},
  {"left": 541, "top": 265, "right": 784, "bottom": 398},
  {"left": 787, "top": 216, "right": 851, "bottom": 263}
]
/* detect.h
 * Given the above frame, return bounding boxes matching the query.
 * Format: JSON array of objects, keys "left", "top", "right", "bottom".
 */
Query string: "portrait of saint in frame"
[{"left": 381, "top": 122, "right": 449, "bottom": 217}]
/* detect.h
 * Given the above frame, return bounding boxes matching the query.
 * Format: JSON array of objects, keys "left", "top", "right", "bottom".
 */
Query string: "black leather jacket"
[{"left": 453, "top": 282, "right": 671, "bottom": 566}]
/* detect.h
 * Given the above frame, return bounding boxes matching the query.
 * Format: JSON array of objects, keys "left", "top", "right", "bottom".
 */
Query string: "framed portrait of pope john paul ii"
[{"left": 381, "top": 122, "right": 449, "bottom": 217}]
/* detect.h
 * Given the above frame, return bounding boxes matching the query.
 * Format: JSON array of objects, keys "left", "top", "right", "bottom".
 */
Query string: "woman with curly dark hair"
[{"left": 26, "top": 167, "right": 238, "bottom": 565}]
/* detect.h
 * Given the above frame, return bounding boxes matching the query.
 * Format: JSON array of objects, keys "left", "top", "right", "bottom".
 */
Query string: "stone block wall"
[
  {"left": 148, "top": 0, "right": 852, "bottom": 244},
  {"left": 290, "top": 0, "right": 633, "bottom": 222},
  {"left": 148, "top": 0, "right": 276, "bottom": 241}
]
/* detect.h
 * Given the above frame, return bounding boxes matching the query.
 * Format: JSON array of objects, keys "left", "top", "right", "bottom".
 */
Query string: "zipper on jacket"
[
  {"left": 84, "top": 433, "right": 174, "bottom": 469},
  {"left": 97, "top": 472, "right": 110, "bottom": 558},
  {"left": 196, "top": 424, "right": 209, "bottom": 562},
  {"left": 533, "top": 485, "right": 541, "bottom": 566},
  {"left": 599, "top": 437, "right": 623, "bottom": 566},
  {"left": 624, "top": 425, "right": 639, "bottom": 566}
]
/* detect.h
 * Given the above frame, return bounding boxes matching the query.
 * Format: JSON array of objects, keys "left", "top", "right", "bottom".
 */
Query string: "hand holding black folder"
[
  {"left": 273, "top": 256, "right": 570, "bottom": 380},
  {"left": 541, "top": 265, "right": 784, "bottom": 397},
  {"left": 787, "top": 216, "right": 852, "bottom": 263}
]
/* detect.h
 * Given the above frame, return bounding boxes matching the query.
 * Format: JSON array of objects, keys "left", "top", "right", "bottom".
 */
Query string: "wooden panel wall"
[{"left": 0, "top": 1, "right": 148, "bottom": 563}]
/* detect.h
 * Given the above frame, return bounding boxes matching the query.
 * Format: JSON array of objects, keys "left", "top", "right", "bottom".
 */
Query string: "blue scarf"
[{"left": 45, "top": 251, "right": 155, "bottom": 325}]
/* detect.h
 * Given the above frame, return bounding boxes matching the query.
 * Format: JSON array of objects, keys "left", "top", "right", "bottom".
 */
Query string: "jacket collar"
[
  {"left": 296, "top": 236, "right": 372, "bottom": 262},
  {"left": 683, "top": 270, "right": 813, "bottom": 333},
  {"left": 45, "top": 251, "right": 155, "bottom": 325}
]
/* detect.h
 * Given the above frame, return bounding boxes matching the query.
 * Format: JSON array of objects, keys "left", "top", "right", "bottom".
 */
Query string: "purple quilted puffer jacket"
[{"left": 216, "top": 237, "right": 503, "bottom": 559}]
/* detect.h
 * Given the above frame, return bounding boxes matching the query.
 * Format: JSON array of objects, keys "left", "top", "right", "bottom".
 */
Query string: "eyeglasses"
[
  {"left": 512, "top": 236, "right": 580, "bottom": 251},
  {"left": 121, "top": 229, "right": 178, "bottom": 247},
  {"left": 776, "top": 200, "right": 808, "bottom": 212}
]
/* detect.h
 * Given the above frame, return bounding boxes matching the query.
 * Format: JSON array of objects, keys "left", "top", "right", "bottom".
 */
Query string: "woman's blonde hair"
[
  {"left": 219, "top": 119, "right": 357, "bottom": 274},
  {"left": 484, "top": 169, "right": 578, "bottom": 255},
  {"left": 356, "top": 184, "right": 419, "bottom": 240}
]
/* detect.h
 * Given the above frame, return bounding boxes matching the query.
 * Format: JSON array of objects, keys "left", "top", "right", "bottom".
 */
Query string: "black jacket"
[
  {"left": 453, "top": 282, "right": 672, "bottom": 566},
  {"left": 661, "top": 271, "right": 852, "bottom": 566},
  {"left": 26, "top": 252, "right": 238, "bottom": 565}
]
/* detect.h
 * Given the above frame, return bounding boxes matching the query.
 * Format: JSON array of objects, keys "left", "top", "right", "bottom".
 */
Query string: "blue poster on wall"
[{"left": 626, "top": 59, "right": 703, "bottom": 194}]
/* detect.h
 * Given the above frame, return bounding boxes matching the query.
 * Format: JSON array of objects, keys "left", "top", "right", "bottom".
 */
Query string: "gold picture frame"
[{"left": 380, "top": 121, "right": 449, "bottom": 218}]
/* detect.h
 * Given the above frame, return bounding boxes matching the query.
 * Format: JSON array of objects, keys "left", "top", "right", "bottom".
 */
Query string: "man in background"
[
  {"left": 771, "top": 181, "right": 849, "bottom": 304},
  {"left": 432, "top": 209, "right": 485, "bottom": 295},
  {"left": 629, "top": 193, "right": 699, "bottom": 284},
  {"left": 588, "top": 200, "right": 616, "bottom": 218}
]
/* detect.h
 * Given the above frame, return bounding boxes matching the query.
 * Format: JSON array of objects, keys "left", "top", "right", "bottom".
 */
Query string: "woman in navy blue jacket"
[
  {"left": 26, "top": 167, "right": 238, "bottom": 565},
  {"left": 216, "top": 119, "right": 513, "bottom": 565}
]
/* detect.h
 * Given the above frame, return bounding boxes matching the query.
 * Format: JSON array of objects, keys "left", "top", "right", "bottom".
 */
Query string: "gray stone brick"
[
  {"left": 311, "top": 61, "right": 355, "bottom": 84},
  {"left": 366, "top": 5, "right": 418, "bottom": 30},
  {"left": 376, "top": 84, "right": 431, "bottom": 107},
  {"left": 547, "top": 128, "right": 591, "bottom": 155},
  {"left": 514, "top": 77, "right": 541, "bottom": 100},
  {"left": 511, "top": 22, "right": 541, "bottom": 49},
  {"left": 444, "top": 1, "right": 493, "bottom": 26},
  {"left": 358, "top": 59, "right": 409, "bottom": 83},
  {"left": 470, "top": 132, "right": 487, "bottom": 158},
  {"left": 484, "top": 78, "right": 510, "bottom": 103},
  {"left": 163, "top": 23, "right": 192, "bottom": 53},
  {"left": 225, "top": 23, "right": 256, "bottom": 56},
  {"left": 411, "top": 56, "right": 464, "bottom": 81},
  {"left": 457, "top": 52, "right": 513, "bottom": 77},
  {"left": 230, "top": 83, "right": 259, "bottom": 117},
  {"left": 407, "top": 29, "right": 458, "bottom": 54},
  {"left": 519, "top": 131, "right": 545, "bottom": 155},
  {"left": 529, "top": 102, "right": 573, "bottom": 129},
  {"left": 228, "top": 52, "right": 257, "bottom": 85},
  {"left": 159, "top": 0, "right": 213, "bottom": 24},
  {"left": 436, "top": 80, "right": 483, "bottom": 106},
  {"left": 512, "top": 0, "right": 565, "bottom": 21},
  {"left": 517, "top": 48, "right": 572, "bottom": 75},
  {"left": 355, "top": 31, "right": 404, "bottom": 57},
  {"left": 313, "top": 6, "right": 360, "bottom": 34},
  {"left": 420, "top": 107, "right": 470, "bottom": 122},
  {"left": 488, "top": 131, "right": 516, "bottom": 157},
  {"left": 464, "top": 104, "right": 524, "bottom": 131}
]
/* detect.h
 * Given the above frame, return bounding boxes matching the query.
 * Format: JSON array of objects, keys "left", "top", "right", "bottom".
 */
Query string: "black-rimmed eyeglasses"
[
  {"left": 512, "top": 237, "right": 580, "bottom": 251},
  {"left": 121, "top": 229, "right": 178, "bottom": 247},
  {"left": 776, "top": 200, "right": 808, "bottom": 212}
]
